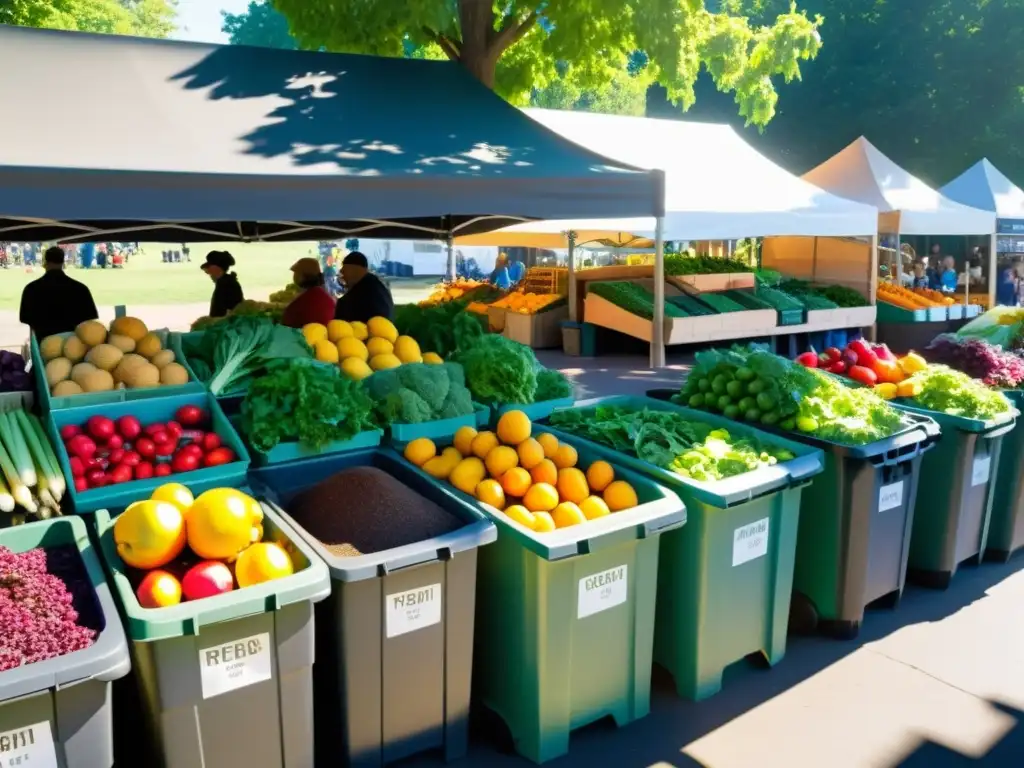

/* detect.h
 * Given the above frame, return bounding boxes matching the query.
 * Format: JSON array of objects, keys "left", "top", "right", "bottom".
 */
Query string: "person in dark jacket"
[
  {"left": 19, "top": 246, "right": 100, "bottom": 339},
  {"left": 201, "top": 250, "right": 244, "bottom": 317},
  {"left": 282, "top": 258, "right": 336, "bottom": 328},
  {"left": 334, "top": 251, "right": 393, "bottom": 323}
]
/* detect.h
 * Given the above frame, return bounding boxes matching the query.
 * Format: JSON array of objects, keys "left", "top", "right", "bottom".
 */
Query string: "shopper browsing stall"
[
  {"left": 201, "top": 250, "right": 244, "bottom": 317},
  {"left": 334, "top": 251, "right": 393, "bottom": 323},
  {"left": 282, "top": 258, "right": 336, "bottom": 328},
  {"left": 19, "top": 246, "right": 99, "bottom": 338}
]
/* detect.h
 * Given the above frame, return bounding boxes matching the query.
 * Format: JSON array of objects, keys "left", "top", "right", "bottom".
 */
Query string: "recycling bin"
[
  {"left": 898, "top": 403, "right": 1019, "bottom": 588},
  {"left": 0, "top": 516, "right": 130, "bottom": 768},
  {"left": 251, "top": 449, "right": 497, "bottom": 768},
  {"left": 402, "top": 433, "right": 686, "bottom": 764},
  {"left": 544, "top": 396, "right": 823, "bottom": 700},
  {"left": 93, "top": 500, "right": 331, "bottom": 768},
  {"left": 986, "top": 390, "right": 1024, "bottom": 561}
]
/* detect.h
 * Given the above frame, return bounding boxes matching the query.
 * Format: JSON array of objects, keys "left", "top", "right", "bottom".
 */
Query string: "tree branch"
[
  {"left": 491, "top": 9, "right": 538, "bottom": 53},
  {"left": 422, "top": 25, "right": 462, "bottom": 61}
]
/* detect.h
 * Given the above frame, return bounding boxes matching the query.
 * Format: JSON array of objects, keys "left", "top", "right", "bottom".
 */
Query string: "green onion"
[
  {"left": 0, "top": 411, "right": 35, "bottom": 488},
  {"left": 15, "top": 410, "right": 63, "bottom": 501},
  {"left": 0, "top": 471, "right": 14, "bottom": 513},
  {"left": 0, "top": 434, "right": 34, "bottom": 512}
]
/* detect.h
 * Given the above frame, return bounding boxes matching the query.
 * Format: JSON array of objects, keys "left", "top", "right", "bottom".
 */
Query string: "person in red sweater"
[{"left": 281, "top": 258, "right": 336, "bottom": 328}]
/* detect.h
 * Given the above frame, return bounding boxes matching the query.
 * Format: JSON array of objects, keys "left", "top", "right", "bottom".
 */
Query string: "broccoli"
[{"left": 364, "top": 362, "right": 477, "bottom": 424}]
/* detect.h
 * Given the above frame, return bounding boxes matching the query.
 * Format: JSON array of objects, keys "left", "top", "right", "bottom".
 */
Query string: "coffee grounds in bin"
[{"left": 286, "top": 466, "right": 463, "bottom": 557}]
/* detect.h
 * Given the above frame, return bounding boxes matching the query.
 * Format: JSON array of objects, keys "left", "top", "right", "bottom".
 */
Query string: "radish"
[
  {"left": 120, "top": 451, "right": 141, "bottom": 467},
  {"left": 171, "top": 451, "right": 200, "bottom": 473},
  {"left": 74, "top": 476, "right": 88, "bottom": 493},
  {"left": 135, "top": 461, "right": 155, "bottom": 480},
  {"left": 60, "top": 425, "right": 82, "bottom": 441},
  {"left": 166, "top": 421, "right": 183, "bottom": 438},
  {"left": 202, "top": 433, "right": 222, "bottom": 452},
  {"left": 86, "top": 469, "right": 107, "bottom": 488},
  {"left": 203, "top": 447, "right": 235, "bottom": 467},
  {"left": 154, "top": 464, "right": 172, "bottom": 478},
  {"left": 108, "top": 449, "right": 125, "bottom": 466},
  {"left": 67, "top": 434, "right": 97, "bottom": 459},
  {"left": 106, "top": 434, "right": 124, "bottom": 450},
  {"left": 117, "top": 415, "right": 142, "bottom": 440},
  {"left": 135, "top": 438, "right": 156, "bottom": 460},
  {"left": 175, "top": 405, "right": 206, "bottom": 427},
  {"left": 108, "top": 464, "right": 133, "bottom": 485},
  {"left": 86, "top": 416, "right": 115, "bottom": 442},
  {"left": 69, "top": 456, "right": 85, "bottom": 477}
]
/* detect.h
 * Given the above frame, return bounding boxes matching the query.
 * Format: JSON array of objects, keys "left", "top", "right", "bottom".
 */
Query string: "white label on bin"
[
  {"left": 879, "top": 481, "right": 905, "bottom": 512},
  {"left": 577, "top": 565, "right": 628, "bottom": 619},
  {"left": 733, "top": 518, "right": 770, "bottom": 567},
  {"left": 386, "top": 583, "right": 442, "bottom": 638},
  {"left": 0, "top": 720, "right": 58, "bottom": 768},
  {"left": 199, "top": 632, "right": 273, "bottom": 700},
  {"left": 972, "top": 455, "right": 992, "bottom": 486}
]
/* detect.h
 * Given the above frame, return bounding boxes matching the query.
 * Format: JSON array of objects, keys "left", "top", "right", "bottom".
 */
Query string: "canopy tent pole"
[
  {"left": 446, "top": 230, "right": 455, "bottom": 282},
  {"left": 651, "top": 216, "right": 666, "bottom": 368},
  {"left": 989, "top": 232, "right": 998, "bottom": 307},
  {"left": 567, "top": 230, "right": 578, "bottom": 322}
]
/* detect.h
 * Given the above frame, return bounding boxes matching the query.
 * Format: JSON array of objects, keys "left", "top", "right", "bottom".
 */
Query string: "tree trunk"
[{"left": 457, "top": 0, "right": 499, "bottom": 88}]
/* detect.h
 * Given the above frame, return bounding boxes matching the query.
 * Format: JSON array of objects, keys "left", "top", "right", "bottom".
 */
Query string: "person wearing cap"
[
  {"left": 201, "top": 250, "right": 244, "bottom": 318},
  {"left": 282, "top": 257, "right": 336, "bottom": 328},
  {"left": 335, "top": 251, "right": 394, "bottom": 323},
  {"left": 19, "top": 246, "right": 99, "bottom": 339}
]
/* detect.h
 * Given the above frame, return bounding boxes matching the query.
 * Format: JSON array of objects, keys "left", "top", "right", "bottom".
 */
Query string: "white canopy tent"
[
  {"left": 460, "top": 109, "right": 880, "bottom": 366},
  {"left": 940, "top": 159, "right": 1024, "bottom": 228}
]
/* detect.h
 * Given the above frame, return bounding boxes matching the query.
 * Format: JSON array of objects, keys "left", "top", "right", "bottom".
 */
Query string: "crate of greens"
[
  {"left": 0, "top": 515, "right": 130, "bottom": 768},
  {"left": 249, "top": 449, "right": 496, "bottom": 768},
  {"left": 544, "top": 396, "right": 822, "bottom": 698}
]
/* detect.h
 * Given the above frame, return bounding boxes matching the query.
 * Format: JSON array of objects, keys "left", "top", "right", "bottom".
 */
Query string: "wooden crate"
[
  {"left": 488, "top": 306, "right": 508, "bottom": 332},
  {"left": 504, "top": 306, "right": 570, "bottom": 349}
]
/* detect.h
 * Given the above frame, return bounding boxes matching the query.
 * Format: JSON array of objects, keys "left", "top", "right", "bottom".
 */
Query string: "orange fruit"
[
  {"left": 451, "top": 457, "right": 487, "bottom": 495},
  {"left": 585, "top": 461, "right": 615, "bottom": 492},
  {"left": 517, "top": 438, "right": 545, "bottom": 470},
  {"left": 557, "top": 467, "right": 590, "bottom": 504},
  {"left": 403, "top": 437, "right": 436, "bottom": 467},
  {"left": 485, "top": 445, "right": 519, "bottom": 478},
  {"left": 603, "top": 480, "right": 639, "bottom": 512},
  {"left": 552, "top": 501, "right": 586, "bottom": 529},
  {"left": 530, "top": 458, "right": 558, "bottom": 486},
  {"left": 553, "top": 443, "right": 578, "bottom": 469},
  {"left": 533, "top": 511, "right": 557, "bottom": 533},
  {"left": 504, "top": 504, "right": 536, "bottom": 530},
  {"left": 453, "top": 426, "right": 478, "bottom": 456},
  {"left": 579, "top": 496, "right": 611, "bottom": 521},
  {"left": 496, "top": 410, "right": 531, "bottom": 446},
  {"left": 471, "top": 431, "right": 499, "bottom": 459},
  {"left": 523, "top": 482, "right": 559, "bottom": 513},
  {"left": 536, "top": 432, "right": 560, "bottom": 459},
  {"left": 501, "top": 467, "right": 532, "bottom": 497},
  {"left": 475, "top": 479, "right": 506, "bottom": 510}
]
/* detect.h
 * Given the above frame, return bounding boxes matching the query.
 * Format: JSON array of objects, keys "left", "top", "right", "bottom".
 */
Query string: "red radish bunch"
[{"left": 61, "top": 405, "right": 237, "bottom": 492}]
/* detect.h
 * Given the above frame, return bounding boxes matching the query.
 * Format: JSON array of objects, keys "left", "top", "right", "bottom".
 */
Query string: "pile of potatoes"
[{"left": 40, "top": 317, "right": 190, "bottom": 397}]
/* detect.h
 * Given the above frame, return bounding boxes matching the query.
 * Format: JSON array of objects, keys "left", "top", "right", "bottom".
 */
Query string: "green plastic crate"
[
  {"left": 897, "top": 403, "right": 1019, "bottom": 588},
  {"left": 402, "top": 434, "right": 685, "bottom": 764},
  {"left": 489, "top": 397, "right": 575, "bottom": 425},
  {"left": 543, "top": 396, "right": 823, "bottom": 699},
  {"left": 93, "top": 499, "right": 331, "bottom": 767},
  {"left": 987, "top": 390, "right": 1024, "bottom": 560},
  {"left": 0, "top": 516, "right": 130, "bottom": 768}
]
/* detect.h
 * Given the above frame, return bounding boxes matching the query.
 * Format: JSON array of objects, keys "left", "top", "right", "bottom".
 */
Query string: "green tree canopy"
[
  {"left": 222, "top": 0, "right": 297, "bottom": 49},
  {"left": 269, "top": 0, "right": 824, "bottom": 127},
  {"left": 1, "top": 0, "right": 176, "bottom": 37}
]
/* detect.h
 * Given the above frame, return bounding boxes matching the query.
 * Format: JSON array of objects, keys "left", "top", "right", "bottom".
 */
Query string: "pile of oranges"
[{"left": 403, "top": 410, "right": 639, "bottom": 532}]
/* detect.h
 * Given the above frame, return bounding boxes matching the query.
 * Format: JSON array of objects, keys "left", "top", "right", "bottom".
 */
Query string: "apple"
[
  {"left": 181, "top": 561, "right": 235, "bottom": 601},
  {"left": 136, "top": 570, "right": 182, "bottom": 609}
]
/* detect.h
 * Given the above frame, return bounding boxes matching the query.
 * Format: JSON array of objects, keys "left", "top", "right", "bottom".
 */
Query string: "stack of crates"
[{"left": 524, "top": 267, "right": 569, "bottom": 297}]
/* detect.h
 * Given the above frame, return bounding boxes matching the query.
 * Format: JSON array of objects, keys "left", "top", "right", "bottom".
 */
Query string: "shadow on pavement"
[{"left": 897, "top": 702, "right": 1024, "bottom": 767}]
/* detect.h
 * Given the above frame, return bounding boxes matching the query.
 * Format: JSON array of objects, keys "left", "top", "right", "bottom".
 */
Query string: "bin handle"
[{"left": 378, "top": 546, "right": 449, "bottom": 576}]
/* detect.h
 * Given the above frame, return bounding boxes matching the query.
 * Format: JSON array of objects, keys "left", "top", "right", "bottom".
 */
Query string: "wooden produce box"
[
  {"left": 488, "top": 306, "right": 508, "bottom": 333},
  {"left": 583, "top": 293, "right": 658, "bottom": 342},
  {"left": 843, "top": 305, "right": 878, "bottom": 329},
  {"left": 503, "top": 306, "right": 570, "bottom": 349},
  {"left": 669, "top": 272, "right": 756, "bottom": 292}
]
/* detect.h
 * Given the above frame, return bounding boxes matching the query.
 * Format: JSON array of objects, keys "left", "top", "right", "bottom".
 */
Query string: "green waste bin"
[
  {"left": 897, "top": 403, "right": 1019, "bottom": 588},
  {"left": 545, "top": 396, "right": 823, "bottom": 701},
  {"left": 402, "top": 433, "right": 685, "bottom": 764},
  {"left": 987, "top": 390, "right": 1024, "bottom": 561},
  {"left": 0, "top": 516, "right": 130, "bottom": 768},
  {"left": 250, "top": 449, "right": 497, "bottom": 768},
  {"left": 93, "top": 498, "right": 331, "bottom": 768}
]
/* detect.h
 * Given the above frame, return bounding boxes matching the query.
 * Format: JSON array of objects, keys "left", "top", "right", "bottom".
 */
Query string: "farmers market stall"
[
  {"left": 455, "top": 109, "right": 880, "bottom": 365},
  {"left": 803, "top": 138, "right": 996, "bottom": 349}
]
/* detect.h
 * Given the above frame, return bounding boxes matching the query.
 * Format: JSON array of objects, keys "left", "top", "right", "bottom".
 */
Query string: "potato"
[
  {"left": 114, "top": 354, "right": 147, "bottom": 382},
  {"left": 39, "top": 335, "right": 65, "bottom": 362},
  {"left": 51, "top": 380, "right": 83, "bottom": 397},
  {"left": 121, "top": 362, "right": 160, "bottom": 389},
  {"left": 80, "top": 369, "right": 115, "bottom": 393},
  {"left": 150, "top": 349, "right": 176, "bottom": 369},
  {"left": 71, "top": 362, "right": 97, "bottom": 386},
  {"left": 85, "top": 344, "right": 123, "bottom": 372},
  {"left": 45, "top": 358, "right": 72, "bottom": 387},
  {"left": 62, "top": 335, "right": 88, "bottom": 363},
  {"left": 159, "top": 363, "right": 189, "bottom": 386}
]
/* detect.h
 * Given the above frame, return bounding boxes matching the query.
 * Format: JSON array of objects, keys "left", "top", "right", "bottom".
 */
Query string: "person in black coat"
[
  {"left": 201, "top": 250, "right": 244, "bottom": 317},
  {"left": 19, "top": 246, "right": 99, "bottom": 339},
  {"left": 335, "top": 251, "right": 394, "bottom": 323}
]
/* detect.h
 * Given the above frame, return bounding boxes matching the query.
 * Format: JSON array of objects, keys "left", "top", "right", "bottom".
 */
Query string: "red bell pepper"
[
  {"left": 795, "top": 351, "right": 819, "bottom": 368},
  {"left": 848, "top": 365, "right": 878, "bottom": 386},
  {"left": 873, "top": 344, "right": 896, "bottom": 362}
]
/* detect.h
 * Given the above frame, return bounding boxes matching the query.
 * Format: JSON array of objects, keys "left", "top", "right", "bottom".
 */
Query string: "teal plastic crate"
[
  {"left": 48, "top": 391, "right": 251, "bottom": 514},
  {"left": 401, "top": 433, "right": 685, "bottom": 763},
  {"left": 93, "top": 498, "right": 330, "bottom": 767},
  {"left": 988, "top": 390, "right": 1024, "bottom": 560},
  {"left": 252, "top": 429, "right": 384, "bottom": 467},
  {"left": 0, "top": 516, "right": 131, "bottom": 768},
  {"left": 542, "top": 396, "right": 823, "bottom": 699},
  {"left": 169, "top": 331, "right": 250, "bottom": 400},
  {"left": 389, "top": 403, "right": 490, "bottom": 445},
  {"left": 490, "top": 396, "right": 575, "bottom": 425},
  {"left": 32, "top": 331, "right": 204, "bottom": 413}
]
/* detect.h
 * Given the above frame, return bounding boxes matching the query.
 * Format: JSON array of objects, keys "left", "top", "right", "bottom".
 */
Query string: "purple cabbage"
[{"left": 924, "top": 335, "right": 1024, "bottom": 389}]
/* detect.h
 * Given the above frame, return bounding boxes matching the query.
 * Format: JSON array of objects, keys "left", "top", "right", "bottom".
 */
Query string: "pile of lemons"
[
  {"left": 403, "top": 410, "right": 638, "bottom": 532},
  {"left": 302, "top": 317, "right": 443, "bottom": 380}
]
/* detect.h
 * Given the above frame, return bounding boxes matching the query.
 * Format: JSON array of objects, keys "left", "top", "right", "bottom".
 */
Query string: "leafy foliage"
[
  {"left": 363, "top": 362, "right": 476, "bottom": 424},
  {"left": 904, "top": 364, "right": 1014, "bottom": 420},
  {"left": 1, "top": 0, "right": 176, "bottom": 37},
  {"left": 270, "top": 0, "right": 822, "bottom": 127},
  {"left": 222, "top": 0, "right": 297, "bottom": 49},
  {"left": 925, "top": 335, "right": 1024, "bottom": 389},
  {"left": 451, "top": 333, "right": 538, "bottom": 405}
]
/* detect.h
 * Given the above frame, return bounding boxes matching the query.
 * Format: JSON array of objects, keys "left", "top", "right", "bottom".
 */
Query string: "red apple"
[{"left": 181, "top": 561, "right": 235, "bottom": 601}]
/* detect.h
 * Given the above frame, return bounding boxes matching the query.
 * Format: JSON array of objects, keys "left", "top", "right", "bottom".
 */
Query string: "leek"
[
  {"left": 16, "top": 410, "right": 63, "bottom": 501},
  {"left": 0, "top": 472, "right": 14, "bottom": 513},
  {"left": 0, "top": 411, "right": 35, "bottom": 488},
  {"left": 26, "top": 413, "right": 65, "bottom": 498},
  {"left": 0, "top": 436, "right": 35, "bottom": 512}
]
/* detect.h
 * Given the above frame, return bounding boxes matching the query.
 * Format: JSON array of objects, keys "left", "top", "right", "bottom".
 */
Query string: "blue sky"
[{"left": 173, "top": 0, "right": 250, "bottom": 43}]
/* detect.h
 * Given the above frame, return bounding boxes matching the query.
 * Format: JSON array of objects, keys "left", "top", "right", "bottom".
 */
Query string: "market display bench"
[{"left": 875, "top": 302, "right": 980, "bottom": 353}]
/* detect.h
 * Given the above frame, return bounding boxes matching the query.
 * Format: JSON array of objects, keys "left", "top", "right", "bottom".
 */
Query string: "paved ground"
[{"left": 399, "top": 353, "right": 1024, "bottom": 768}]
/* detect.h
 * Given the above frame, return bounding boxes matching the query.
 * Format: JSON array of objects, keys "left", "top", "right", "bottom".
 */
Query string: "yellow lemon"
[
  {"left": 423, "top": 455, "right": 456, "bottom": 480},
  {"left": 327, "top": 319, "right": 354, "bottom": 342},
  {"left": 341, "top": 357, "right": 373, "bottom": 380},
  {"left": 580, "top": 496, "right": 611, "bottom": 521},
  {"left": 475, "top": 479, "right": 506, "bottom": 510},
  {"left": 553, "top": 443, "right": 578, "bottom": 469},
  {"left": 367, "top": 317, "right": 399, "bottom": 343},
  {"left": 366, "top": 337, "right": 394, "bottom": 357},
  {"left": 517, "top": 438, "right": 545, "bottom": 470},
  {"left": 235, "top": 542, "right": 295, "bottom": 588},
  {"left": 603, "top": 480, "right": 638, "bottom": 512},
  {"left": 485, "top": 445, "right": 519, "bottom": 478},
  {"left": 523, "top": 482, "right": 559, "bottom": 513},
  {"left": 453, "top": 425, "right": 478, "bottom": 456},
  {"left": 403, "top": 437, "right": 437, "bottom": 467},
  {"left": 369, "top": 353, "right": 402, "bottom": 371},
  {"left": 350, "top": 321, "right": 369, "bottom": 341},
  {"left": 557, "top": 467, "right": 590, "bottom": 504},
  {"left": 552, "top": 501, "right": 586, "bottom": 529},
  {"left": 337, "top": 337, "right": 368, "bottom": 362},
  {"left": 314, "top": 339, "right": 340, "bottom": 364},
  {"left": 393, "top": 336, "right": 422, "bottom": 364},
  {"left": 150, "top": 482, "right": 194, "bottom": 514},
  {"left": 500, "top": 467, "right": 532, "bottom": 497},
  {"left": 302, "top": 323, "right": 328, "bottom": 346},
  {"left": 585, "top": 461, "right": 615, "bottom": 493},
  {"left": 536, "top": 432, "right": 560, "bottom": 459},
  {"left": 530, "top": 458, "right": 558, "bottom": 486},
  {"left": 113, "top": 500, "right": 186, "bottom": 570},
  {"left": 450, "top": 457, "right": 486, "bottom": 495},
  {"left": 496, "top": 410, "right": 531, "bottom": 446},
  {"left": 504, "top": 504, "right": 536, "bottom": 530},
  {"left": 186, "top": 488, "right": 264, "bottom": 561},
  {"left": 533, "top": 511, "right": 557, "bottom": 533},
  {"left": 471, "top": 431, "right": 499, "bottom": 460},
  {"left": 422, "top": 352, "right": 444, "bottom": 365}
]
